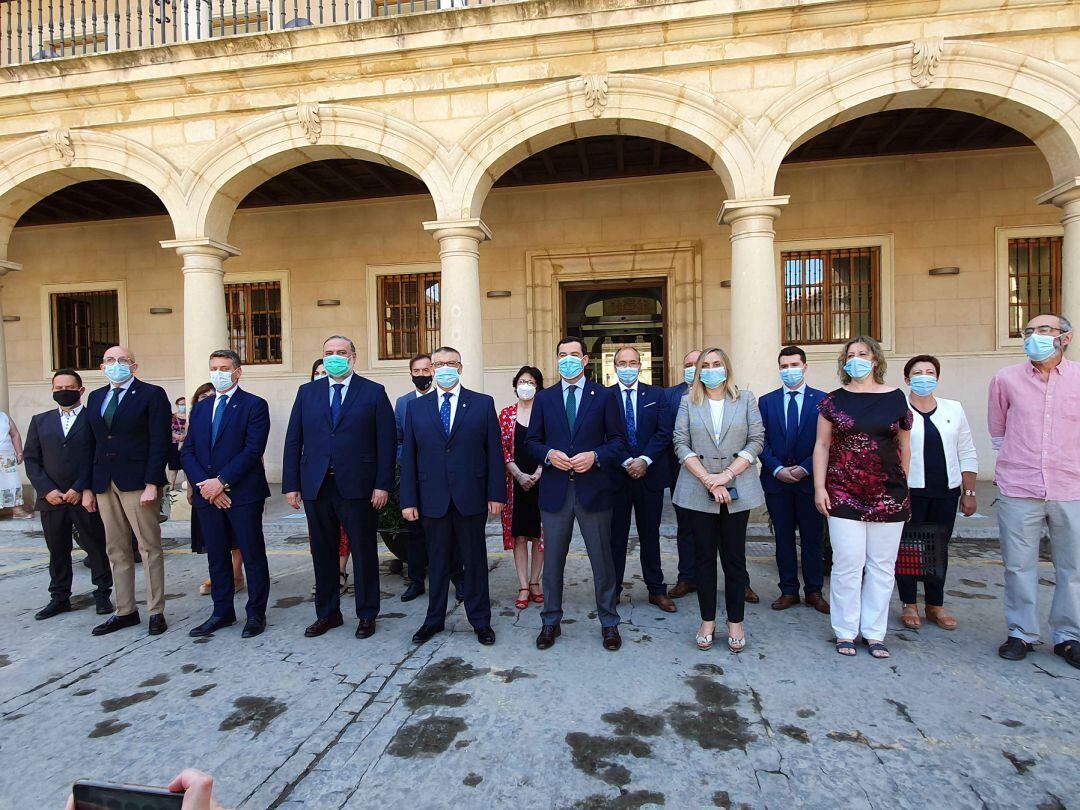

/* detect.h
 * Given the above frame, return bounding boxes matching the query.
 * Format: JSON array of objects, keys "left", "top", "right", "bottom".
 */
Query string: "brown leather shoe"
[
  {"left": 602, "top": 626, "right": 622, "bottom": 651},
  {"left": 304, "top": 612, "right": 343, "bottom": 638},
  {"left": 355, "top": 618, "right": 377, "bottom": 639},
  {"left": 771, "top": 594, "right": 800, "bottom": 611},
  {"left": 536, "top": 623, "right": 561, "bottom": 650},
  {"left": 805, "top": 592, "right": 830, "bottom": 614},
  {"left": 649, "top": 594, "right": 678, "bottom": 613},
  {"left": 925, "top": 606, "right": 957, "bottom": 630},
  {"left": 669, "top": 581, "right": 697, "bottom": 598},
  {"left": 744, "top": 586, "right": 760, "bottom": 604}
]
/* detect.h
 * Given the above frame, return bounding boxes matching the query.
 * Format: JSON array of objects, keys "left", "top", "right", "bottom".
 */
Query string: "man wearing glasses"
[
  {"left": 85, "top": 347, "right": 172, "bottom": 637},
  {"left": 989, "top": 313, "right": 1080, "bottom": 670}
]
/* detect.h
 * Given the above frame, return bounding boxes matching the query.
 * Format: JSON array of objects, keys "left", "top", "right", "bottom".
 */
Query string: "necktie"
[
  {"left": 565, "top": 385, "right": 577, "bottom": 432},
  {"left": 440, "top": 392, "right": 452, "bottom": 436},
  {"left": 784, "top": 391, "right": 799, "bottom": 459},
  {"left": 102, "top": 388, "right": 120, "bottom": 429},
  {"left": 624, "top": 389, "right": 637, "bottom": 449},
  {"left": 211, "top": 395, "right": 228, "bottom": 446},
  {"left": 330, "top": 384, "right": 343, "bottom": 426}
]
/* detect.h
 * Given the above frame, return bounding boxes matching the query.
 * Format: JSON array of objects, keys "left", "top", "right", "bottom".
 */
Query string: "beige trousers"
[{"left": 98, "top": 483, "right": 165, "bottom": 616}]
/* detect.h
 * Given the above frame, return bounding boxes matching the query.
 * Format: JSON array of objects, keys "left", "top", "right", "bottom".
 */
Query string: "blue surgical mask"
[
  {"left": 844, "top": 357, "right": 873, "bottom": 380},
  {"left": 909, "top": 376, "right": 937, "bottom": 396},
  {"left": 433, "top": 366, "right": 460, "bottom": 389},
  {"left": 683, "top": 367, "right": 696, "bottom": 386},
  {"left": 779, "top": 367, "right": 804, "bottom": 388},
  {"left": 616, "top": 367, "right": 640, "bottom": 386},
  {"left": 322, "top": 355, "right": 350, "bottom": 378},
  {"left": 210, "top": 370, "right": 236, "bottom": 392},
  {"left": 558, "top": 356, "right": 584, "bottom": 380},
  {"left": 1024, "top": 334, "right": 1058, "bottom": 363},
  {"left": 104, "top": 362, "right": 132, "bottom": 385},
  {"left": 700, "top": 367, "right": 727, "bottom": 389}
]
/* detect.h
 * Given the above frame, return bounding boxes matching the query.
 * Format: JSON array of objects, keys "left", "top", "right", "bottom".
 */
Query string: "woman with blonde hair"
[
  {"left": 813, "top": 335, "right": 912, "bottom": 659},
  {"left": 672, "top": 347, "right": 765, "bottom": 652}
]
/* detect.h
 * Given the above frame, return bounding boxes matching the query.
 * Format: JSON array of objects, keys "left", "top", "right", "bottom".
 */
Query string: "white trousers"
[{"left": 828, "top": 517, "right": 903, "bottom": 641}]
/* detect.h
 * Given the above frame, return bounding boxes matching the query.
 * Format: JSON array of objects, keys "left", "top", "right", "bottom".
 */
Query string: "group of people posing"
[{"left": 18, "top": 311, "right": 1080, "bottom": 669}]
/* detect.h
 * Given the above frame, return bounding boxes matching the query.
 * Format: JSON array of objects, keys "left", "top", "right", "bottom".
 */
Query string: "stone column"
[
  {"left": 1038, "top": 178, "right": 1080, "bottom": 323},
  {"left": 422, "top": 218, "right": 491, "bottom": 389},
  {"left": 0, "top": 260, "right": 21, "bottom": 415},
  {"left": 718, "top": 196, "right": 789, "bottom": 397},
  {"left": 160, "top": 238, "right": 240, "bottom": 401}
]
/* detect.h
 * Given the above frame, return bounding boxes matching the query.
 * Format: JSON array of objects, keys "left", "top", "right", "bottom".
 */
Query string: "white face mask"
[
  {"left": 209, "top": 369, "right": 236, "bottom": 392},
  {"left": 517, "top": 383, "right": 536, "bottom": 401}
]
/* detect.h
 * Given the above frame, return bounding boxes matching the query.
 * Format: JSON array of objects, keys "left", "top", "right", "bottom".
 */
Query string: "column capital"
[
  {"left": 160, "top": 237, "right": 241, "bottom": 259},
  {"left": 422, "top": 218, "right": 493, "bottom": 244},
  {"left": 718, "top": 196, "right": 790, "bottom": 226},
  {"left": 1035, "top": 177, "right": 1080, "bottom": 209},
  {"left": 0, "top": 260, "right": 22, "bottom": 277}
]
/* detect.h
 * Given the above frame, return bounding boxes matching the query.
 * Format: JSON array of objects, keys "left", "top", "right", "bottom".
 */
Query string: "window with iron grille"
[
  {"left": 377, "top": 272, "right": 441, "bottom": 360},
  {"left": 1007, "top": 236, "right": 1062, "bottom": 338},
  {"left": 225, "top": 281, "right": 282, "bottom": 364},
  {"left": 50, "top": 289, "right": 120, "bottom": 371},
  {"left": 781, "top": 246, "right": 880, "bottom": 345}
]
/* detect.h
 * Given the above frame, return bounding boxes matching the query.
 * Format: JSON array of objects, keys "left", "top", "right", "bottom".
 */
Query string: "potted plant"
[{"left": 378, "top": 463, "right": 409, "bottom": 565}]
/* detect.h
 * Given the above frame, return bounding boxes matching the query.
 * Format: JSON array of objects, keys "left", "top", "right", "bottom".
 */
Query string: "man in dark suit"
[
  {"left": 394, "top": 352, "right": 434, "bottom": 601},
  {"left": 182, "top": 349, "right": 272, "bottom": 639},
  {"left": 525, "top": 336, "right": 628, "bottom": 651},
  {"left": 665, "top": 349, "right": 699, "bottom": 599},
  {"left": 85, "top": 346, "right": 172, "bottom": 637},
  {"left": 23, "top": 369, "right": 113, "bottom": 621},
  {"left": 400, "top": 346, "right": 504, "bottom": 646},
  {"left": 608, "top": 346, "right": 676, "bottom": 613},
  {"left": 283, "top": 335, "right": 396, "bottom": 639},
  {"left": 759, "top": 345, "right": 829, "bottom": 614}
]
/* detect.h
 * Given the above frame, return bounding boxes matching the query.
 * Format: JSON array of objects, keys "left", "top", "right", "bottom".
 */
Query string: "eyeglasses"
[
  {"left": 433, "top": 360, "right": 461, "bottom": 369},
  {"left": 1021, "top": 326, "right": 1068, "bottom": 337},
  {"left": 102, "top": 357, "right": 133, "bottom": 366}
]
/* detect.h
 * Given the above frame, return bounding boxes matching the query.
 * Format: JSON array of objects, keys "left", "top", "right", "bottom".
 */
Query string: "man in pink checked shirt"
[{"left": 988, "top": 312, "right": 1080, "bottom": 670}]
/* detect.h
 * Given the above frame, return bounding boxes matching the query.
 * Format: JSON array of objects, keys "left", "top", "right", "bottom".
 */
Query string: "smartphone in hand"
[{"left": 73, "top": 780, "right": 183, "bottom": 810}]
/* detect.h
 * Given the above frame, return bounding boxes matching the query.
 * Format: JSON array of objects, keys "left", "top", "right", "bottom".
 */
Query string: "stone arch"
[
  {"left": 0, "top": 129, "right": 186, "bottom": 256},
  {"left": 449, "top": 73, "right": 755, "bottom": 219},
  {"left": 183, "top": 104, "right": 454, "bottom": 242},
  {"left": 756, "top": 40, "right": 1080, "bottom": 194}
]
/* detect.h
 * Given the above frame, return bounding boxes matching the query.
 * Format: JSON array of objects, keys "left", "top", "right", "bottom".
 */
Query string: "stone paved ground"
[{"left": 0, "top": 512, "right": 1077, "bottom": 809}]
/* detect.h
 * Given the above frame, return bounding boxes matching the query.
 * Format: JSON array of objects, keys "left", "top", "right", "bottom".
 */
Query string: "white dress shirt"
[
  {"left": 436, "top": 383, "right": 461, "bottom": 431},
  {"left": 772, "top": 383, "right": 807, "bottom": 477},
  {"left": 328, "top": 373, "right": 351, "bottom": 406},
  {"left": 59, "top": 404, "right": 83, "bottom": 437},
  {"left": 100, "top": 376, "right": 135, "bottom": 415},
  {"left": 618, "top": 382, "right": 653, "bottom": 467}
]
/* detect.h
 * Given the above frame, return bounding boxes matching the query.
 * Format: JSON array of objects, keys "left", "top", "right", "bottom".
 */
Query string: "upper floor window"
[
  {"left": 225, "top": 280, "right": 282, "bottom": 364},
  {"left": 377, "top": 272, "right": 441, "bottom": 360},
  {"left": 781, "top": 246, "right": 880, "bottom": 345},
  {"left": 50, "top": 289, "right": 120, "bottom": 371},
  {"left": 1007, "top": 236, "right": 1062, "bottom": 338}
]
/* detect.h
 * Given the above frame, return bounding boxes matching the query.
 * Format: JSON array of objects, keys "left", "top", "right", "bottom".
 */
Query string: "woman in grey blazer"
[{"left": 672, "top": 347, "right": 765, "bottom": 652}]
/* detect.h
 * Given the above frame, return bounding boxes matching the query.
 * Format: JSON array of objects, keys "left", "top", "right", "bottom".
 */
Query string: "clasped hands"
[
  {"left": 700, "top": 472, "right": 734, "bottom": 504},
  {"left": 196, "top": 478, "right": 231, "bottom": 509},
  {"left": 775, "top": 465, "right": 808, "bottom": 485},
  {"left": 547, "top": 450, "right": 597, "bottom": 473},
  {"left": 515, "top": 468, "right": 542, "bottom": 492}
]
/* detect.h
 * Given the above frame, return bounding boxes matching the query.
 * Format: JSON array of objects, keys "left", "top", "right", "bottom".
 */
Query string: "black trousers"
[
  {"left": 41, "top": 505, "right": 112, "bottom": 600},
  {"left": 422, "top": 504, "right": 491, "bottom": 630},
  {"left": 611, "top": 479, "right": 667, "bottom": 595},
  {"left": 406, "top": 517, "right": 464, "bottom": 592},
  {"left": 897, "top": 489, "right": 960, "bottom": 606},
  {"left": 199, "top": 501, "right": 270, "bottom": 620},
  {"left": 306, "top": 474, "right": 380, "bottom": 621},
  {"left": 685, "top": 507, "right": 750, "bottom": 623}
]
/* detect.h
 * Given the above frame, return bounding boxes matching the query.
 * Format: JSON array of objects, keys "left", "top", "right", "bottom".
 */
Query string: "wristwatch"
[{"left": 963, "top": 489, "right": 976, "bottom": 497}]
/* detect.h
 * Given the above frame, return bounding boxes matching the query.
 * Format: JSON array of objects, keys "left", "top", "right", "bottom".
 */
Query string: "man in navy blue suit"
[
  {"left": 400, "top": 346, "right": 504, "bottom": 646},
  {"left": 665, "top": 348, "right": 700, "bottom": 599},
  {"left": 23, "top": 369, "right": 113, "bottom": 621},
  {"left": 759, "top": 345, "right": 829, "bottom": 614},
  {"left": 283, "top": 335, "right": 396, "bottom": 639},
  {"left": 85, "top": 345, "right": 172, "bottom": 637},
  {"left": 525, "top": 336, "right": 628, "bottom": 651},
  {"left": 182, "top": 349, "right": 272, "bottom": 639},
  {"left": 608, "top": 346, "right": 676, "bottom": 613}
]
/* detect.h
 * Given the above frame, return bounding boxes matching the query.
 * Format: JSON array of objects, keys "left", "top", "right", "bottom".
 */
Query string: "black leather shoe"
[
  {"left": 602, "top": 626, "right": 622, "bottom": 651},
  {"left": 35, "top": 599, "right": 72, "bottom": 620},
  {"left": 355, "top": 618, "right": 377, "bottom": 639},
  {"left": 1054, "top": 641, "right": 1080, "bottom": 670},
  {"left": 536, "top": 623, "right": 561, "bottom": 650},
  {"left": 188, "top": 615, "right": 236, "bottom": 637},
  {"left": 94, "top": 594, "right": 114, "bottom": 615},
  {"left": 401, "top": 582, "right": 425, "bottom": 602},
  {"left": 305, "top": 612, "right": 344, "bottom": 637},
  {"left": 475, "top": 627, "right": 496, "bottom": 645},
  {"left": 998, "top": 636, "right": 1034, "bottom": 660},
  {"left": 241, "top": 617, "right": 266, "bottom": 639},
  {"left": 148, "top": 614, "right": 168, "bottom": 635},
  {"left": 92, "top": 612, "right": 140, "bottom": 636},
  {"left": 412, "top": 623, "right": 444, "bottom": 644}
]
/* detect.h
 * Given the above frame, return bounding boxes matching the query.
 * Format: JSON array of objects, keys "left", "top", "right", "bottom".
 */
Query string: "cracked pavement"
[{"left": 0, "top": 516, "right": 1077, "bottom": 809}]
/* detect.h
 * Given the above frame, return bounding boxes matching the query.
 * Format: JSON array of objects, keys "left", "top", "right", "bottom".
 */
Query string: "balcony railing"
[{"left": 0, "top": 0, "right": 500, "bottom": 67}]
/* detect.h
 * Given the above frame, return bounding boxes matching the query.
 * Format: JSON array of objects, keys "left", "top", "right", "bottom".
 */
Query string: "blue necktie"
[
  {"left": 330, "top": 384, "right": 343, "bottom": 426},
  {"left": 211, "top": 395, "right": 228, "bottom": 446},
  {"left": 784, "top": 391, "right": 799, "bottom": 459},
  {"left": 565, "top": 385, "right": 577, "bottom": 432},
  {"left": 440, "top": 392, "right": 452, "bottom": 436},
  {"left": 624, "top": 389, "right": 637, "bottom": 450}
]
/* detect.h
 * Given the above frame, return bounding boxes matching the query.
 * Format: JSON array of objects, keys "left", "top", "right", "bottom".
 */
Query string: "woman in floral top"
[{"left": 813, "top": 335, "right": 911, "bottom": 659}]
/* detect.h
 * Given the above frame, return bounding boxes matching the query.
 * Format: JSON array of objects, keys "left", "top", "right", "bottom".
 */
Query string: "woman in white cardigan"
[{"left": 899, "top": 355, "right": 978, "bottom": 630}]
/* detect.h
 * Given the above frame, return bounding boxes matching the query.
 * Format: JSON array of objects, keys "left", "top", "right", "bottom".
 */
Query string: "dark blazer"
[
  {"left": 399, "top": 387, "right": 505, "bottom": 519},
  {"left": 663, "top": 382, "right": 689, "bottom": 488},
  {"left": 758, "top": 385, "right": 825, "bottom": 496},
  {"left": 85, "top": 378, "right": 172, "bottom": 492},
  {"left": 395, "top": 390, "right": 432, "bottom": 460},
  {"left": 23, "top": 408, "right": 95, "bottom": 510},
  {"left": 282, "top": 374, "right": 396, "bottom": 501},
  {"left": 608, "top": 382, "right": 672, "bottom": 492},
  {"left": 181, "top": 388, "right": 272, "bottom": 509},
  {"left": 525, "top": 379, "right": 628, "bottom": 513}
]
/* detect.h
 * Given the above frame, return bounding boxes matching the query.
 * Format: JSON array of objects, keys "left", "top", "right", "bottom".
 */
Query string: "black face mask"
[
  {"left": 53, "top": 390, "right": 81, "bottom": 408},
  {"left": 412, "top": 374, "right": 433, "bottom": 392}
]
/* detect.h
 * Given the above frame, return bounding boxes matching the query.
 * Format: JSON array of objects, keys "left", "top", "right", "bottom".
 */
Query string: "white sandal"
[{"left": 696, "top": 632, "right": 714, "bottom": 651}]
